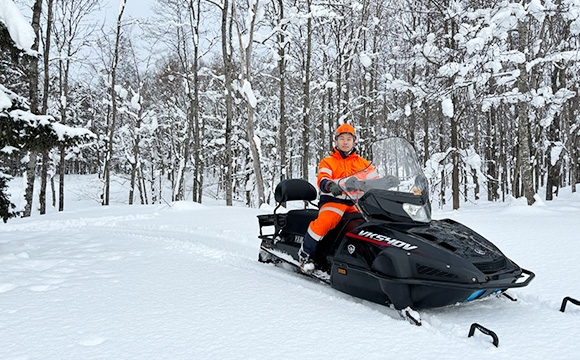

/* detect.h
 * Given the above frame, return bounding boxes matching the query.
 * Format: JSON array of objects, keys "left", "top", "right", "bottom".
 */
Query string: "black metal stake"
[
  {"left": 560, "top": 297, "right": 580, "bottom": 313},
  {"left": 468, "top": 323, "right": 499, "bottom": 347}
]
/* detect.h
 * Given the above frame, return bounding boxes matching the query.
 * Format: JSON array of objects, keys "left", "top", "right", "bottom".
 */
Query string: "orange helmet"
[{"left": 334, "top": 123, "right": 357, "bottom": 142}]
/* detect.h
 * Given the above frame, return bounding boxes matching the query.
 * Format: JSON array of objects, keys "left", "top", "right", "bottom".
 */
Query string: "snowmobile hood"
[{"left": 407, "top": 219, "right": 505, "bottom": 261}]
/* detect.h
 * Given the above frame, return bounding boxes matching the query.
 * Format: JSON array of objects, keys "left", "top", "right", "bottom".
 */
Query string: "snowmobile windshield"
[{"left": 337, "top": 137, "right": 431, "bottom": 223}]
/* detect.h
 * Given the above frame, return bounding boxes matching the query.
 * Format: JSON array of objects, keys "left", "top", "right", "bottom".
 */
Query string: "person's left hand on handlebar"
[
  {"left": 344, "top": 177, "right": 361, "bottom": 192},
  {"left": 384, "top": 175, "right": 400, "bottom": 188}
]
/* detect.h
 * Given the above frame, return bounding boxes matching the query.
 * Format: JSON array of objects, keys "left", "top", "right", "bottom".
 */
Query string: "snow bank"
[{"left": 169, "top": 200, "right": 207, "bottom": 211}]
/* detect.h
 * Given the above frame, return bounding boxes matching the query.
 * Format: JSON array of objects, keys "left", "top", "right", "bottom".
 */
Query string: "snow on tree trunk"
[
  {"left": 103, "top": 0, "right": 126, "bottom": 206},
  {"left": 451, "top": 98, "right": 460, "bottom": 211},
  {"left": 22, "top": 0, "right": 43, "bottom": 218},
  {"left": 517, "top": 16, "right": 536, "bottom": 206},
  {"left": 301, "top": 0, "right": 312, "bottom": 182},
  {"left": 275, "top": 0, "right": 287, "bottom": 183},
  {"left": 39, "top": 0, "right": 54, "bottom": 215},
  {"left": 234, "top": 0, "right": 265, "bottom": 207},
  {"left": 220, "top": 0, "right": 234, "bottom": 206}
]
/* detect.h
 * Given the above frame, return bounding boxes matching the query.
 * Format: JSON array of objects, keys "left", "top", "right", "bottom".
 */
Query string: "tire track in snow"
[
  {"left": 82, "top": 223, "right": 538, "bottom": 348},
  {"left": 6, "top": 210, "right": 576, "bottom": 352},
  {"left": 80, "top": 224, "right": 404, "bottom": 313},
  {"left": 82, "top": 221, "right": 580, "bottom": 351}
]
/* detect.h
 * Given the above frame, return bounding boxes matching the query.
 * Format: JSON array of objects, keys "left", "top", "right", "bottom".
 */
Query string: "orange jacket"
[{"left": 317, "top": 149, "right": 376, "bottom": 204}]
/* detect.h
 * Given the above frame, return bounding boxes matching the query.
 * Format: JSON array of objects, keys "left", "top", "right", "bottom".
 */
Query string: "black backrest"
[{"left": 275, "top": 179, "right": 317, "bottom": 203}]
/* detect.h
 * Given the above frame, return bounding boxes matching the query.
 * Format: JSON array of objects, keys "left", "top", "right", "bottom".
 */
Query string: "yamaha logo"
[{"left": 347, "top": 244, "right": 356, "bottom": 255}]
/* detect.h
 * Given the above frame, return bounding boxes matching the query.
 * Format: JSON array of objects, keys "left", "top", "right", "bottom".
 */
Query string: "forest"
[{"left": 1, "top": 0, "right": 579, "bottom": 222}]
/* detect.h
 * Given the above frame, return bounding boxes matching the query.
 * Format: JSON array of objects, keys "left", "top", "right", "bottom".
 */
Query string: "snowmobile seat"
[
  {"left": 266, "top": 179, "right": 319, "bottom": 238},
  {"left": 258, "top": 179, "right": 319, "bottom": 239},
  {"left": 279, "top": 209, "right": 318, "bottom": 236},
  {"left": 273, "top": 179, "right": 318, "bottom": 213},
  {"left": 257, "top": 210, "right": 318, "bottom": 239},
  {"left": 274, "top": 179, "right": 317, "bottom": 204}
]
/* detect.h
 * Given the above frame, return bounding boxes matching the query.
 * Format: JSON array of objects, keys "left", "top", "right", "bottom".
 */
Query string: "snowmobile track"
[{"left": 259, "top": 246, "right": 331, "bottom": 284}]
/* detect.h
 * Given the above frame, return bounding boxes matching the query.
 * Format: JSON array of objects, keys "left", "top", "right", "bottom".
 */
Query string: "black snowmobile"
[{"left": 258, "top": 137, "right": 534, "bottom": 310}]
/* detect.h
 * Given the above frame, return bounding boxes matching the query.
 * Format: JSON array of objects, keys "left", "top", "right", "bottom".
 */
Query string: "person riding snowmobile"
[{"left": 298, "top": 123, "right": 377, "bottom": 273}]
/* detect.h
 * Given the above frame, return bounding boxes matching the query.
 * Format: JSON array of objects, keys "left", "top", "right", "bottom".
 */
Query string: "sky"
[
  {"left": 104, "top": 0, "right": 156, "bottom": 23},
  {"left": 10, "top": 0, "right": 157, "bottom": 33}
]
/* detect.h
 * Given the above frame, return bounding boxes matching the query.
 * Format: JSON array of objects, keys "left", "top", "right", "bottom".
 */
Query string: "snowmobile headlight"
[{"left": 403, "top": 203, "right": 431, "bottom": 222}]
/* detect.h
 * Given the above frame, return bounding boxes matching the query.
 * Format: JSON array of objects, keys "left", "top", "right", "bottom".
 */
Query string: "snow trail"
[{"left": 1, "top": 192, "right": 579, "bottom": 359}]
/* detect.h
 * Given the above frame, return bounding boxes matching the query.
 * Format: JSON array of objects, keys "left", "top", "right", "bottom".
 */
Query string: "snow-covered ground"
[{"left": 1, "top": 176, "right": 579, "bottom": 359}]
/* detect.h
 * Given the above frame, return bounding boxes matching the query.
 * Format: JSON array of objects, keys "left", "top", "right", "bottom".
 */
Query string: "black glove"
[
  {"left": 384, "top": 175, "right": 400, "bottom": 188},
  {"left": 327, "top": 181, "right": 344, "bottom": 196},
  {"left": 344, "top": 177, "right": 361, "bottom": 192}
]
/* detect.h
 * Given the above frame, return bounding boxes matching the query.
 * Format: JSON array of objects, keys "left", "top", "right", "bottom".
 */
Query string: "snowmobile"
[{"left": 257, "top": 137, "right": 534, "bottom": 310}]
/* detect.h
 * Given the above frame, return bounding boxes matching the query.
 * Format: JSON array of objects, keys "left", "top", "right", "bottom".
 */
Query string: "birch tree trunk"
[
  {"left": 128, "top": 102, "right": 142, "bottom": 205},
  {"left": 439, "top": 114, "right": 446, "bottom": 207},
  {"left": 516, "top": 13, "right": 535, "bottom": 205},
  {"left": 39, "top": 0, "right": 54, "bottom": 215},
  {"left": 545, "top": 63, "right": 567, "bottom": 201},
  {"left": 57, "top": 53, "right": 70, "bottom": 211},
  {"left": 233, "top": 0, "right": 265, "bottom": 206},
  {"left": 486, "top": 105, "right": 497, "bottom": 201},
  {"left": 188, "top": 0, "right": 202, "bottom": 203},
  {"left": 422, "top": 103, "right": 429, "bottom": 165},
  {"left": 23, "top": 0, "right": 43, "bottom": 217},
  {"left": 301, "top": 0, "right": 312, "bottom": 181},
  {"left": 102, "top": 0, "right": 127, "bottom": 206},
  {"left": 276, "top": 0, "right": 287, "bottom": 182},
  {"left": 451, "top": 98, "right": 460, "bottom": 210},
  {"left": 173, "top": 4, "right": 195, "bottom": 202},
  {"left": 570, "top": 85, "right": 579, "bottom": 193},
  {"left": 220, "top": 0, "right": 234, "bottom": 206}
]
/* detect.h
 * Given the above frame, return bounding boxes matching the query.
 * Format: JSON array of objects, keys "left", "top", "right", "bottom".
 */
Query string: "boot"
[{"left": 298, "top": 244, "right": 315, "bottom": 274}]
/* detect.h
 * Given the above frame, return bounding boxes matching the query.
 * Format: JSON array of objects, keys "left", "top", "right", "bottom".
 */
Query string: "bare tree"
[
  {"left": 102, "top": 0, "right": 127, "bottom": 205},
  {"left": 516, "top": 10, "right": 535, "bottom": 206},
  {"left": 233, "top": 0, "right": 265, "bottom": 206},
  {"left": 22, "top": 0, "right": 44, "bottom": 217},
  {"left": 39, "top": 0, "right": 55, "bottom": 215},
  {"left": 188, "top": 0, "right": 203, "bottom": 203},
  {"left": 300, "top": 0, "right": 312, "bottom": 181},
  {"left": 168, "top": 0, "right": 203, "bottom": 203},
  {"left": 215, "top": 0, "right": 235, "bottom": 206},
  {"left": 272, "top": 0, "right": 288, "bottom": 182},
  {"left": 52, "top": 0, "right": 101, "bottom": 210},
  {"left": 127, "top": 70, "right": 145, "bottom": 204}
]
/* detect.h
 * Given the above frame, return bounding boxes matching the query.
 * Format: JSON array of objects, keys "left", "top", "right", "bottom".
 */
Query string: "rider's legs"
[{"left": 299, "top": 202, "right": 356, "bottom": 262}]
